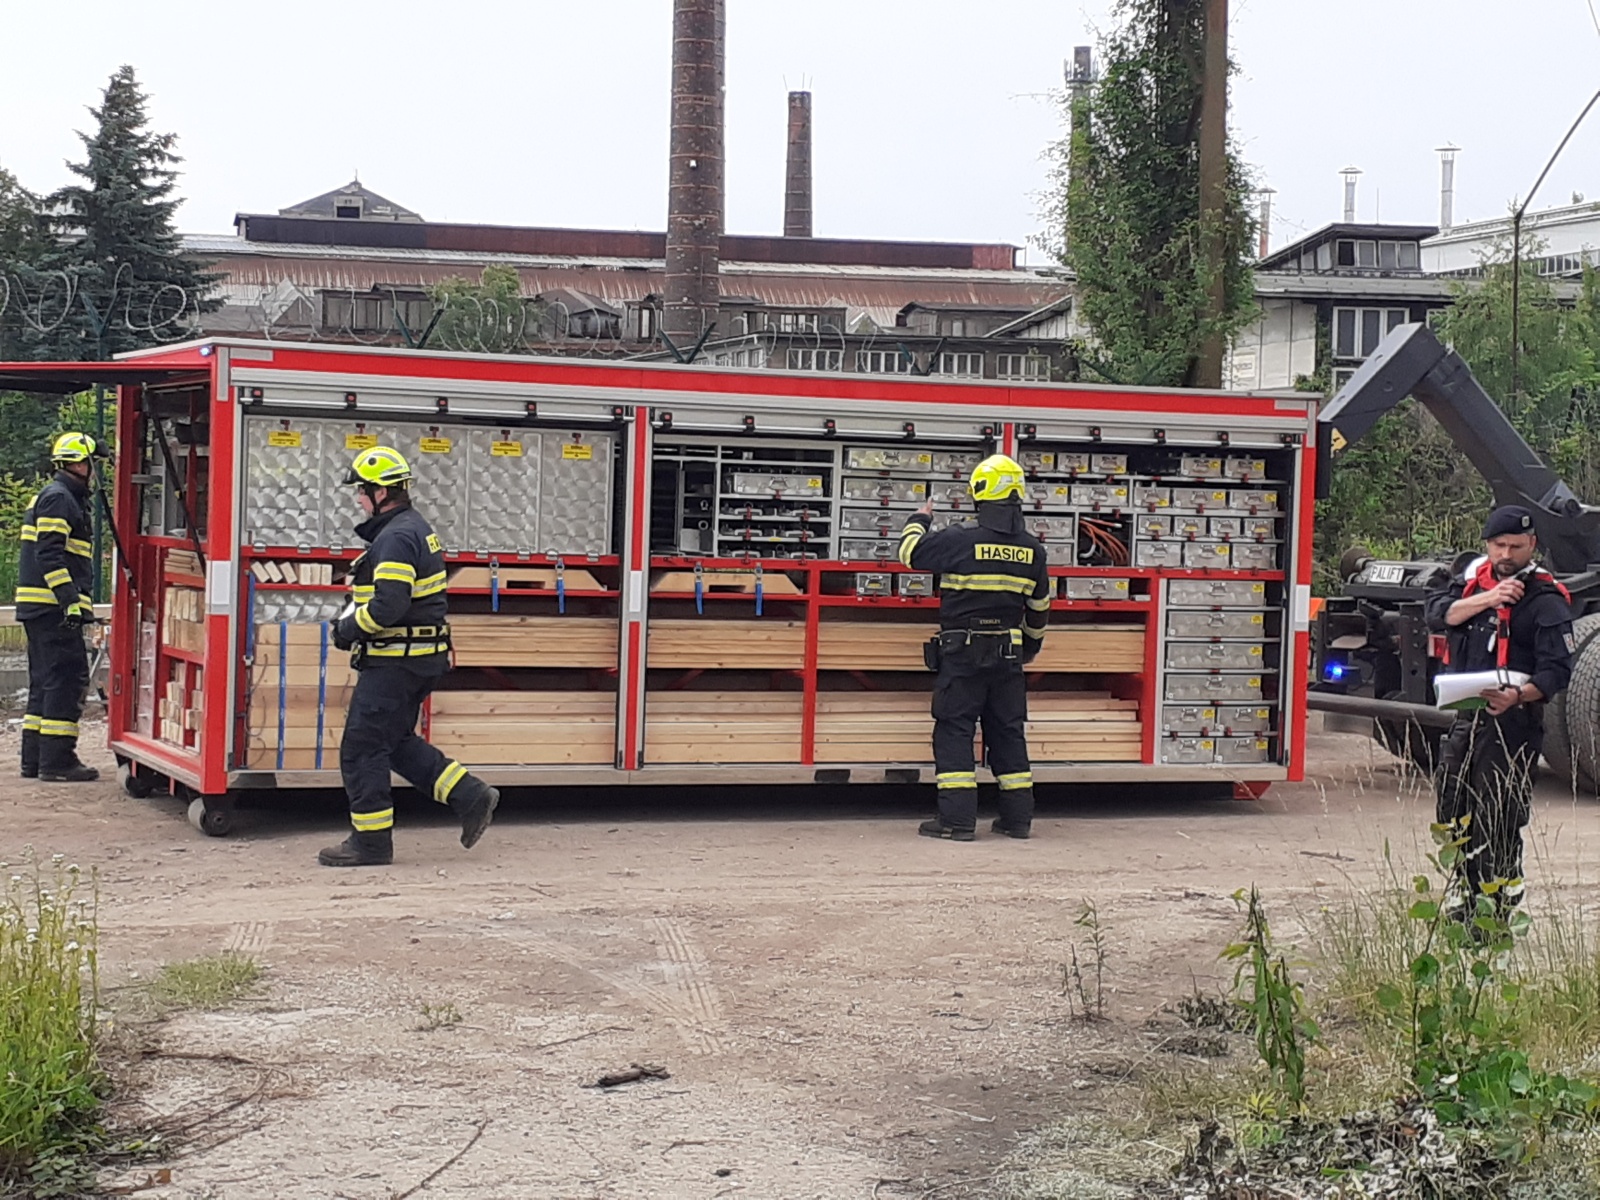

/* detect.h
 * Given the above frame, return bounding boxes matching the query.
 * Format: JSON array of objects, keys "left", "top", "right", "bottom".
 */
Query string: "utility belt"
[
  {"left": 923, "top": 624, "right": 1023, "bottom": 672},
  {"left": 355, "top": 622, "right": 452, "bottom": 664}
]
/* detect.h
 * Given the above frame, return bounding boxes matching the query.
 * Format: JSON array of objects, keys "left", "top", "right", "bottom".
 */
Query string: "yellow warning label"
[
  {"left": 1249, "top": 646, "right": 1263, "bottom": 656},
  {"left": 1200, "top": 740, "right": 1214, "bottom": 750},
  {"left": 345, "top": 433, "right": 378, "bottom": 451},
  {"left": 1250, "top": 584, "right": 1265, "bottom": 594},
  {"left": 916, "top": 454, "right": 932, "bottom": 465},
  {"left": 1250, "top": 613, "right": 1264, "bottom": 624},
  {"left": 1255, "top": 740, "right": 1269, "bottom": 750},
  {"left": 419, "top": 437, "right": 453, "bottom": 454},
  {"left": 805, "top": 477, "right": 821, "bottom": 488},
  {"left": 911, "top": 483, "right": 926, "bottom": 495},
  {"left": 1247, "top": 677, "right": 1261, "bottom": 688},
  {"left": 491, "top": 441, "right": 523, "bottom": 458},
  {"left": 1331, "top": 429, "right": 1348, "bottom": 453},
  {"left": 562, "top": 444, "right": 594, "bottom": 461},
  {"left": 267, "top": 430, "right": 302, "bottom": 448}
]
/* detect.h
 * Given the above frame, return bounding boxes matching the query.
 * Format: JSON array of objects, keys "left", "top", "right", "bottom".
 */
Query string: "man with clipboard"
[{"left": 1425, "top": 505, "right": 1576, "bottom": 911}]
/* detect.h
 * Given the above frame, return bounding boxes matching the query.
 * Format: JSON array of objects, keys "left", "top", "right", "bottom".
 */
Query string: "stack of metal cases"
[
  {"left": 241, "top": 414, "right": 614, "bottom": 555},
  {"left": 722, "top": 456, "right": 833, "bottom": 558},
  {"left": 837, "top": 447, "right": 934, "bottom": 562},
  {"left": 1131, "top": 469, "right": 1283, "bottom": 571},
  {"left": 1159, "top": 578, "right": 1276, "bottom": 765},
  {"left": 1016, "top": 448, "right": 1134, "bottom": 567}
]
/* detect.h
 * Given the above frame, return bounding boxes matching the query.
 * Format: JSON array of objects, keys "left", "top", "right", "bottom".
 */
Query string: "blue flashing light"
[{"left": 1323, "top": 661, "right": 1347, "bottom": 683}]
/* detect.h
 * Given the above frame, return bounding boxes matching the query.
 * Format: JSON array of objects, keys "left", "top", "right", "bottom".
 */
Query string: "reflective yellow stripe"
[
  {"left": 39, "top": 719, "right": 80, "bottom": 738},
  {"left": 15, "top": 587, "right": 60, "bottom": 605},
  {"left": 898, "top": 534, "right": 923, "bottom": 568},
  {"left": 19, "top": 525, "right": 36, "bottom": 541},
  {"left": 412, "top": 570, "right": 447, "bottom": 598},
  {"left": 939, "top": 573, "right": 1035, "bottom": 594},
  {"left": 67, "top": 538, "right": 93, "bottom": 558},
  {"left": 35, "top": 517, "right": 72, "bottom": 535},
  {"left": 1026, "top": 594, "right": 1052, "bottom": 611},
  {"left": 352, "top": 585, "right": 375, "bottom": 603},
  {"left": 935, "top": 771, "right": 978, "bottom": 790},
  {"left": 434, "top": 761, "right": 467, "bottom": 804},
  {"left": 22, "top": 714, "right": 41, "bottom": 732},
  {"left": 351, "top": 808, "right": 394, "bottom": 831},
  {"left": 354, "top": 605, "right": 383, "bottom": 635},
  {"left": 373, "top": 561, "right": 417, "bottom": 584},
  {"left": 997, "top": 772, "right": 1033, "bottom": 791},
  {"left": 1023, "top": 623, "right": 1046, "bottom": 640},
  {"left": 364, "top": 642, "right": 450, "bottom": 658},
  {"left": 42, "top": 568, "right": 71, "bottom": 587}
]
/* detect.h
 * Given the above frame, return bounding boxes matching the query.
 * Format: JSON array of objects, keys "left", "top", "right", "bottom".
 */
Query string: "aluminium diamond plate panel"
[
  {"left": 243, "top": 416, "right": 325, "bottom": 546},
  {"left": 465, "top": 427, "right": 541, "bottom": 551},
  {"left": 391, "top": 423, "right": 470, "bottom": 553},
  {"left": 538, "top": 432, "right": 613, "bottom": 554},
  {"left": 316, "top": 419, "right": 404, "bottom": 551}
]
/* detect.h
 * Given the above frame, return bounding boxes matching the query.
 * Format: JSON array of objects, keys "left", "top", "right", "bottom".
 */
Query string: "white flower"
[
  {"left": 50, "top": 853, "right": 64, "bottom": 864},
  {"left": 65, "top": 941, "right": 79, "bottom": 952}
]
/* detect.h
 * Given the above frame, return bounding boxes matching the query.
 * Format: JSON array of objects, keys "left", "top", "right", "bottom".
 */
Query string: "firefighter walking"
[
  {"left": 320, "top": 446, "right": 499, "bottom": 867},
  {"left": 16, "top": 433, "right": 103, "bottom": 783},
  {"left": 1425, "top": 505, "right": 1575, "bottom": 910},
  {"left": 899, "top": 453, "right": 1051, "bottom": 840}
]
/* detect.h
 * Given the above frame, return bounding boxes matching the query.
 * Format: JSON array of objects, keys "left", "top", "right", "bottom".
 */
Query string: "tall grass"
[{"left": 0, "top": 852, "right": 102, "bottom": 1181}]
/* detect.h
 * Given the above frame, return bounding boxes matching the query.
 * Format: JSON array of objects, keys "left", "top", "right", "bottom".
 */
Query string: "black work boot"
[
  {"left": 20, "top": 728, "right": 38, "bottom": 779},
  {"left": 449, "top": 776, "right": 500, "bottom": 850},
  {"left": 994, "top": 786, "right": 1035, "bottom": 840},
  {"left": 990, "top": 818, "right": 1031, "bottom": 839},
  {"left": 39, "top": 757, "right": 100, "bottom": 783},
  {"left": 918, "top": 818, "right": 976, "bottom": 842},
  {"left": 317, "top": 832, "right": 394, "bottom": 867}
]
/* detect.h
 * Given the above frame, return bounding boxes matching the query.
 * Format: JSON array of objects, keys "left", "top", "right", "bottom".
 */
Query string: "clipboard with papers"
[{"left": 1433, "top": 669, "right": 1530, "bottom": 711}]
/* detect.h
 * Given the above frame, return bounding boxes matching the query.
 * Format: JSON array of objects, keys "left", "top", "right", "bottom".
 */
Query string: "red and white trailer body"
[{"left": 0, "top": 340, "right": 1317, "bottom": 832}]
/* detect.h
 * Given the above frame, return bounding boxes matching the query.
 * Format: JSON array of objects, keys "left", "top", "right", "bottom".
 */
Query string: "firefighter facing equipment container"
[
  {"left": 1425, "top": 505, "right": 1575, "bottom": 908},
  {"left": 16, "top": 433, "right": 102, "bottom": 783},
  {"left": 899, "top": 454, "right": 1051, "bottom": 840},
  {"left": 318, "top": 446, "right": 499, "bottom": 867}
]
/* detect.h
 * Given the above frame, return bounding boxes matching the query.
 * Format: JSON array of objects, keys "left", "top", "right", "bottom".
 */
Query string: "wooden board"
[
  {"left": 447, "top": 564, "right": 603, "bottom": 592},
  {"left": 644, "top": 690, "right": 803, "bottom": 764},
  {"left": 815, "top": 621, "right": 1145, "bottom": 673},
  {"left": 449, "top": 615, "right": 617, "bottom": 668},
  {"left": 429, "top": 690, "right": 615, "bottom": 765},
  {"left": 651, "top": 569, "right": 803, "bottom": 596},
  {"left": 647, "top": 620, "right": 805, "bottom": 669}
]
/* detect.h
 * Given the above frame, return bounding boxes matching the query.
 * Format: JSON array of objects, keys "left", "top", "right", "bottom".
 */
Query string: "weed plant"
[
  {"left": 145, "top": 954, "right": 261, "bottom": 1015},
  {"left": 0, "top": 852, "right": 102, "bottom": 1183}
]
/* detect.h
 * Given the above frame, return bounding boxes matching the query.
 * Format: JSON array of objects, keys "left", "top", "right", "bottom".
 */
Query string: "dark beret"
[{"left": 1482, "top": 505, "right": 1536, "bottom": 539}]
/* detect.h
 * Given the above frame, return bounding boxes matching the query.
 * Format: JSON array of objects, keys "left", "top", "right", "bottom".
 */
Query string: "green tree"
[
  {"left": 0, "top": 162, "right": 49, "bottom": 361},
  {"left": 40, "top": 65, "right": 219, "bottom": 361},
  {"left": 428, "top": 265, "right": 536, "bottom": 355},
  {"left": 1041, "top": 0, "right": 1257, "bottom": 386}
]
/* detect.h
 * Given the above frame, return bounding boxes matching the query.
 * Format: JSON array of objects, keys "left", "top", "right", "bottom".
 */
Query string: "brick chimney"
[
  {"left": 784, "top": 91, "right": 813, "bottom": 238},
  {"left": 663, "top": 0, "right": 724, "bottom": 341}
]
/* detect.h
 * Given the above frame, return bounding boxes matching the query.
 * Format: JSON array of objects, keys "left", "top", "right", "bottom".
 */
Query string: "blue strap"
[
  {"left": 315, "top": 621, "right": 329, "bottom": 771},
  {"left": 491, "top": 561, "right": 500, "bottom": 613},
  {"left": 276, "top": 621, "right": 287, "bottom": 771}
]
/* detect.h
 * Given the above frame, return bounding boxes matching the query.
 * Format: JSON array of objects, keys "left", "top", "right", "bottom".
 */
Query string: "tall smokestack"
[
  {"left": 1257, "top": 187, "right": 1275, "bottom": 258},
  {"left": 1437, "top": 144, "right": 1459, "bottom": 231},
  {"left": 663, "top": 0, "right": 724, "bottom": 341},
  {"left": 784, "top": 91, "right": 813, "bottom": 238},
  {"left": 1340, "top": 166, "right": 1362, "bottom": 223}
]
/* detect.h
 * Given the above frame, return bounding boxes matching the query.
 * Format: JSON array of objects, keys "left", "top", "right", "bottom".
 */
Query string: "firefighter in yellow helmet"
[
  {"left": 16, "top": 433, "right": 103, "bottom": 782},
  {"left": 318, "top": 446, "right": 498, "bottom": 867},
  {"left": 898, "top": 453, "right": 1051, "bottom": 840}
]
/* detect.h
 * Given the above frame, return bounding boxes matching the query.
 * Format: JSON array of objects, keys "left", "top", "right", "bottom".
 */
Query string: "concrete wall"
[{"left": 1229, "top": 298, "right": 1319, "bottom": 390}]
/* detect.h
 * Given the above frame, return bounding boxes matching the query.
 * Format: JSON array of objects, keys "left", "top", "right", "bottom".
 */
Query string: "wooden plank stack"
[
  {"left": 429, "top": 691, "right": 615, "bottom": 765},
  {"left": 811, "top": 690, "right": 1142, "bottom": 764},
  {"left": 158, "top": 662, "right": 203, "bottom": 751},
  {"left": 647, "top": 620, "right": 805, "bottom": 670},
  {"left": 245, "top": 622, "right": 353, "bottom": 769},
  {"left": 161, "top": 586, "right": 206, "bottom": 656},
  {"left": 249, "top": 560, "right": 338, "bottom": 585},
  {"left": 644, "top": 691, "right": 803, "bottom": 763},
  {"left": 447, "top": 564, "right": 604, "bottom": 592},
  {"left": 450, "top": 615, "right": 617, "bottom": 669},
  {"left": 166, "top": 549, "right": 203, "bottom": 579},
  {"left": 815, "top": 621, "right": 1145, "bottom": 673}
]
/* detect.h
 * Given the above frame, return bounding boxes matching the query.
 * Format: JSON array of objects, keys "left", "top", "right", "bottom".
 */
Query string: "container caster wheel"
[
  {"left": 119, "top": 763, "right": 154, "bottom": 799},
  {"left": 188, "top": 795, "right": 235, "bottom": 838}
]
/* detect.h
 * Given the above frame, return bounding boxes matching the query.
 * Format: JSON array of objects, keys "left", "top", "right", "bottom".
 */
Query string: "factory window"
[
  {"left": 321, "top": 292, "right": 431, "bottom": 334},
  {"left": 786, "top": 348, "right": 842, "bottom": 371},
  {"left": 1332, "top": 307, "right": 1409, "bottom": 359},
  {"left": 996, "top": 353, "right": 1049, "bottom": 381},
  {"left": 856, "top": 349, "right": 913, "bottom": 374},
  {"left": 774, "top": 311, "right": 819, "bottom": 333},
  {"left": 1332, "top": 367, "right": 1358, "bottom": 392},
  {"left": 634, "top": 305, "right": 657, "bottom": 342},
  {"left": 936, "top": 352, "right": 984, "bottom": 378}
]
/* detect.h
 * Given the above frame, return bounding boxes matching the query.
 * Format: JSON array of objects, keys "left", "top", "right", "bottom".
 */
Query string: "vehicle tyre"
[
  {"left": 1543, "top": 613, "right": 1600, "bottom": 790},
  {"left": 118, "top": 762, "right": 155, "bottom": 799}
]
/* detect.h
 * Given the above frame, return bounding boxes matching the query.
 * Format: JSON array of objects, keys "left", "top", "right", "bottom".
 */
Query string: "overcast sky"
[{"left": 3, "top": 1, "right": 1598, "bottom": 263}]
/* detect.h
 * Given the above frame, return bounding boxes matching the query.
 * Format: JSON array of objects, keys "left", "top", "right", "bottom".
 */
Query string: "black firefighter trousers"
[
  {"left": 1434, "top": 707, "right": 1542, "bottom": 908},
  {"left": 931, "top": 645, "right": 1035, "bottom": 833},
  {"left": 22, "top": 616, "right": 89, "bottom": 774},
  {"left": 341, "top": 662, "right": 479, "bottom": 843}
]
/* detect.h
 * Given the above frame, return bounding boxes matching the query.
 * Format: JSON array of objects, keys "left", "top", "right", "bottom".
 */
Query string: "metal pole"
[
  {"left": 1195, "top": 0, "right": 1229, "bottom": 389},
  {"left": 1510, "top": 85, "right": 1600, "bottom": 403}
]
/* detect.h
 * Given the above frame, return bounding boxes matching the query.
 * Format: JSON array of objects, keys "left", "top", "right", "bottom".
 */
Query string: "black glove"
[
  {"left": 62, "top": 607, "right": 87, "bottom": 631},
  {"left": 333, "top": 618, "right": 357, "bottom": 652},
  {"left": 1020, "top": 640, "right": 1042, "bottom": 665}
]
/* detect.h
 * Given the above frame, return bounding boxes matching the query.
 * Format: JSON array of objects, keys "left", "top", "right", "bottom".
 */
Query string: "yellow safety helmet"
[
  {"left": 969, "top": 453, "right": 1026, "bottom": 503},
  {"left": 51, "top": 432, "right": 99, "bottom": 465},
  {"left": 344, "top": 445, "right": 413, "bottom": 488}
]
